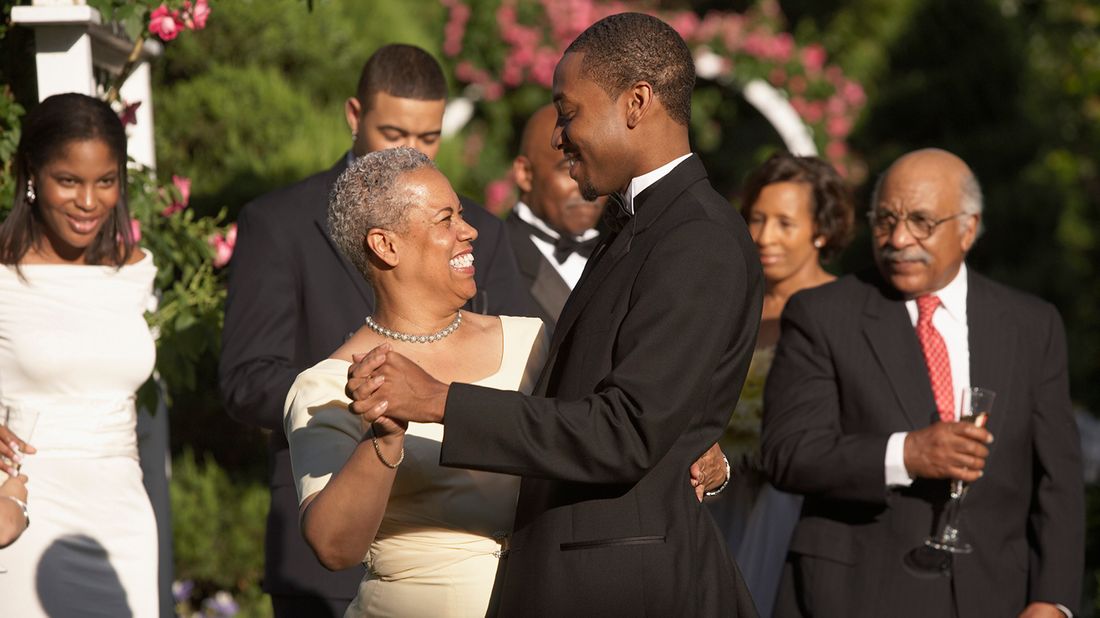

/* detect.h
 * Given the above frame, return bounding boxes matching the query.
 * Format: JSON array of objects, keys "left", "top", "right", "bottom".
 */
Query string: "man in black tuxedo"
[
  {"left": 505, "top": 104, "right": 603, "bottom": 332},
  {"left": 762, "top": 149, "right": 1083, "bottom": 618},
  {"left": 347, "top": 14, "right": 761, "bottom": 616},
  {"left": 219, "top": 44, "right": 530, "bottom": 617}
]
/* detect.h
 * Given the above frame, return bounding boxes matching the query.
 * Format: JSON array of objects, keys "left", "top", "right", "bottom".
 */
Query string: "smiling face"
[
  {"left": 551, "top": 52, "right": 631, "bottom": 201},
  {"left": 747, "top": 181, "right": 823, "bottom": 285},
  {"left": 32, "top": 139, "right": 121, "bottom": 264},
  {"left": 516, "top": 105, "right": 602, "bottom": 237},
  {"left": 350, "top": 91, "right": 446, "bottom": 160},
  {"left": 871, "top": 152, "right": 978, "bottom": 298},
  {"left": 392, "top": 168, "right": 479, "bottom": 305}
]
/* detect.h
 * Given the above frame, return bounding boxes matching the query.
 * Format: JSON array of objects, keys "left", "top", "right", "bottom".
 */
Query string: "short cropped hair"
[
  {"left": 328, "top": 147, "right": 436, "bottom": 279},
  {"left": 565, "top": 13, "right": 695, "bottom": 126},
  {"left": 355, "top": 44, "right": 448, "bottom": 112},
  {"left": 870, "top": 162, "right": 984, "bottom": 234},
  {"left": 740, "top": 153, "right": 855, "bottom": 262}
]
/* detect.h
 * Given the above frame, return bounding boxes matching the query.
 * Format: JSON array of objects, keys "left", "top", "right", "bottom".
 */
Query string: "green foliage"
[
  {"left": 153, "top": 0, "right": 447, "bottom": 218},
  {"left": 127, "top": 166, "right": 228, "bottom": 410},
  {"left": 0, "top": 85, "right": 22, "bottom": 213},
  {"left": 170, "top": 447, "right": 269, "bottom": 614}
]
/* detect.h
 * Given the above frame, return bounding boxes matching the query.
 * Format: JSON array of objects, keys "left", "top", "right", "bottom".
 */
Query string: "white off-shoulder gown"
[
  {"left": 285, "top": 315, "right": 547, "bottom": 618},
  {"left": 0, "top": 254, "right": 159, "bottom": 617}
]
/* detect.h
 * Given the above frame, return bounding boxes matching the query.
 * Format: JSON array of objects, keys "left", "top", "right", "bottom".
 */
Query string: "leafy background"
[{"left": 1, "top": 0, "right": 1097, "bottom": 615}]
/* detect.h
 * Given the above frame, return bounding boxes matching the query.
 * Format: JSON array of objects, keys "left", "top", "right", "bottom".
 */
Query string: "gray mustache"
[{"left": 879, "top": 246, "right": 932, "bottom": 264}]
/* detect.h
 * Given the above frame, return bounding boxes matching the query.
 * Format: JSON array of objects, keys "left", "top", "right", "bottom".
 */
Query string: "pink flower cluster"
[
  {"left": 209, "top": 223, "right": 236, "bottom": 269},
  {"left": 148, "top": 0, "right": 210, "bottom": 42},
  {"left": 444, "top": 0, "right": 867, "bottom": 170}
]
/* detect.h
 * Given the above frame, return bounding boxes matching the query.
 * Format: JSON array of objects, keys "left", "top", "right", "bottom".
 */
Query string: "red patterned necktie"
[{"left": 916, "top": 295, "right": 955, "bottom": 423}]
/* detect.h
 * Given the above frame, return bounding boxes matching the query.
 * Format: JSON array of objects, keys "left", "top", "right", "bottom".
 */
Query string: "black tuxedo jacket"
[
  {"left": 219, "top": 158, "right": 530, "bottom": 599},
  {"left": 761, "top": 269, "right": 1084, "bottom": 617},
  {"left": 504, "top": 211, "right": 575, "bottom": 333},
  {"left": 440, "top": 156, "right": 762, "bottom": 616}
]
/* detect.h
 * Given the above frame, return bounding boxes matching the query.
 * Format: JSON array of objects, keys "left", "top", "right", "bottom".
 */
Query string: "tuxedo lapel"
[
  {"left": 861, "top": 276, "right": 935, "bottom": 429},
  {"left": 312, "top": 159, "right": 374, "bottom": 306},
  {"left": 544, "top": 156, "right": 704, "bottom": 365},
  {"left": 966, "top": 271, "right": 1015, "bottom": 437}
]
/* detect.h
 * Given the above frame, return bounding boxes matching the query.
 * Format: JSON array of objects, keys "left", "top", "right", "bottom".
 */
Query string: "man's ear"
[
  {"left": 625, "top": 81, "right": 655, "bottom": 130},
  {"left": 366, "top": 228, "right": 399, "bottom": 268},
  {"left": 512, "top": 155, "right": 534, "bottom": 194},
  {"left": 345, "top": 97, "right": 363, "bottom": 135},
  {"left": 960, "top": 213, "right": 980, "bottom": 252}
]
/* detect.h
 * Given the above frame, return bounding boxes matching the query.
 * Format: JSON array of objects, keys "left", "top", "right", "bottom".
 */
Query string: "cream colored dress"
[
  {"left": 285, "top": 316, "right": 547, "bottom": 618},
  {"left": 0, "top": 253, "right": 159, "bottom": 617}
]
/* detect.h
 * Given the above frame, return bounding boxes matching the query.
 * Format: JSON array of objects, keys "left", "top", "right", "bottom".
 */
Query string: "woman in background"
[
  {"left": 0, "top": 93, "right": 159, "bottom": 616},
  {"left": 709, "top": 152, "right": 854, "bottom": 617}
]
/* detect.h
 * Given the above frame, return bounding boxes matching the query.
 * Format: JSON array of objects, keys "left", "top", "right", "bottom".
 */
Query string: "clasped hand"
[
  {"left": 903, "top": 421, "right": 993, "bottom": 482},
  {"left": 346, "top": 344, "right": 449, "bottom": 426},
  {"left": 0, "top": 424, "right": 35, "bottom": 478}
]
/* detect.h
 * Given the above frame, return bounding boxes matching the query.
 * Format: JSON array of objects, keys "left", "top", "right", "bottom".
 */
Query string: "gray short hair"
[{"left": 328, "top": 146, "right": 435, "bottom": 279}]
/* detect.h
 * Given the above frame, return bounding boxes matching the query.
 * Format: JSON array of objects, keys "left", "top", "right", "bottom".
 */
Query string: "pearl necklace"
[{"left": 364, "top": 311, "right": 462, "bottom": 343}]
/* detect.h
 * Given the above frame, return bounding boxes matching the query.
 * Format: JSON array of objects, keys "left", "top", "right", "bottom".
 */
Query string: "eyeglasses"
[{"left": 867, "top": 209, "right": 969, "bottom": 240}]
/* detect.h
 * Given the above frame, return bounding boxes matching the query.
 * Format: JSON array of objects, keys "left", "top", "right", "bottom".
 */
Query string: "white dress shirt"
[
  {"left": 884, "top": 263, "right": 970, "bottom": 487},
  {"left": 623, "top": 153, "right": 693, "bottom": 214},
  {"left": 512, "top": 201, "right": 598, "bottom": 290}
]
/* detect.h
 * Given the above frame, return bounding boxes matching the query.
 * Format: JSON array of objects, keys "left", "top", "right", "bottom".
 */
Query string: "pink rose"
[
  {"left": 161, "top": 175, "right": 191, "bottom": 216},
  {"left": 826, "top": 140, "right": 848, "bottom": 160},
  {"left": 129, "top": 218, "right": 142, "bottom": 243},
  {"left": 148, "top": 5, "right": 183, "bottom": 41},
  {"left": 484, "top": 179, "right": 513, "bottom": 216},
  {"left": 209, "top": 224, "right": 237, "bottom": 268},
  {"left": 801, "top": 45, "right": 826, "bottom": 74},
  {"left": 826, "top": 115, "right": 852, "bottom": 139},
  {"left": 181, "top": 0, "right": 211, "bottom": 30}
]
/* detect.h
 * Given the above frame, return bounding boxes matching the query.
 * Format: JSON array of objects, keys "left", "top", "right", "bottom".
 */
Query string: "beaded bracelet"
[
  {"left": 370, "top": 425, "right": 404, "bottom": 469},
  {"left": 704, "top": 455, "right": 731, "bottom": 497},
  {"left": 1, "top": 495, "right": 28, "bottom": 528}
]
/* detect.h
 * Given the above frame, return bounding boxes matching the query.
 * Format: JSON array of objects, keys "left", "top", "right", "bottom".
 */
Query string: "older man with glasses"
[{"left": 761, "top": 148, "right": 1083, "bottom": 618}]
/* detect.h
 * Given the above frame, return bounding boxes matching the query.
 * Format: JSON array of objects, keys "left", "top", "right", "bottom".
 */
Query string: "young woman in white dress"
[{"left": 0, "top": 93, "right": 159, "bottom": 617}]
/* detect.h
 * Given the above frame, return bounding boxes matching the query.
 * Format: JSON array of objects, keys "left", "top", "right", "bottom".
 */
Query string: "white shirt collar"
[
  {"left": 934, "top": 262, "right": 968, "bottom": 325},
  {"left": 624, "top": 153, "right": 693, "bottom": 215},
  {"left": 904, "top": 262, "right": 968, "bottom": 326},
  {"left": 512, "top": 201, "right": 599, "bottom": 241}
]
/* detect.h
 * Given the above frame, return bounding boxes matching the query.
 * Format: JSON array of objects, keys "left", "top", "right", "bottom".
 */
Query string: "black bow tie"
[
  {"left": 601, "top": 192, "right": 632, "bottom": 233},
  {"left": 514, "top": 216, "right": 601, "bottom": 264}
]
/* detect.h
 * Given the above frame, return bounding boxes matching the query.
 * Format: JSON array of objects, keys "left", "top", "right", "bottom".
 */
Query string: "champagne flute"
[
  {"left": 925, "top": 387, "right": 996, "bottom": 555},
  {"left": 904, "top": 387, "right": 996, "bottom": 577},
  {"left": 950, "top": 387, "right": 995, "bottom": 499}
]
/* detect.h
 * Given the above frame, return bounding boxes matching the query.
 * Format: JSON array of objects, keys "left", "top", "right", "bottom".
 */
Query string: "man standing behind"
[
  {"left": 762, "top": 149, "right": 1083, "bottom": 618},
  {"left": 348, "top": 14, "right": 761, "bottom": 616},
  {"left": 219, "top": 44, "right": 529, "bottom": 617},
  {"left": 506, "top": 104, "right": 602, "bottom": 331}
]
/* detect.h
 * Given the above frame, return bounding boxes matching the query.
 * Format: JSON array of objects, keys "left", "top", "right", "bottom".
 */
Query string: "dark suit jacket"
[
  {"left": 440, "top": 156, "right": 763, "bottom": 616},
  {"left": 761, "top": 268, "right": 1084, "bottom": 618},
  {"left": 218, "top": 158, "right": 531, "bottom": 599},
  {"left": 504, "top": 210, "right": 575, "bottom": 332}
]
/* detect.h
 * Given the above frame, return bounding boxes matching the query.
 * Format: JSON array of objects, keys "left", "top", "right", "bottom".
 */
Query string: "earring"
[
  {"left": 25, "top": 179, "right": 35, "bottom": 203},
  {"left": 813, "top": 238, "right": 824, "bottom": 248},
  {"left": 351, "top": 131, "right": 358, "bottom": 141}
]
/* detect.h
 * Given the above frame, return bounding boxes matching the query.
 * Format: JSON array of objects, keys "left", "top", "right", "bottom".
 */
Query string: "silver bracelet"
[
  {"left": 369, "top": 424, "right": 404, "bottom": 469},
  {"left": 704, "top": 455, "right": 731, "bottom": 497},
  {"left": 2, "top": 495, "right": 28, "bottom": 528}
]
